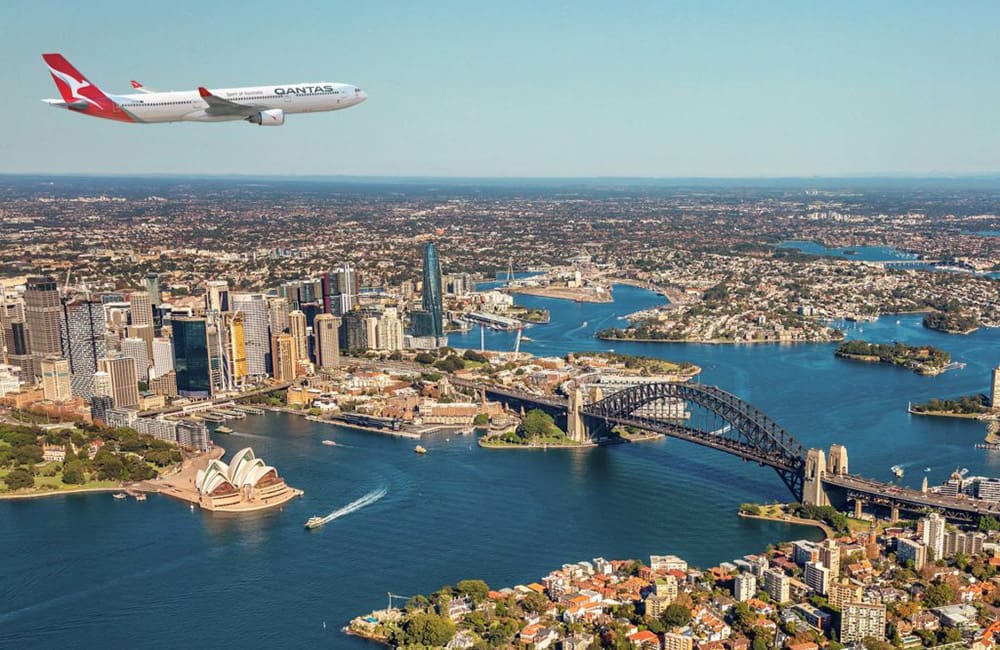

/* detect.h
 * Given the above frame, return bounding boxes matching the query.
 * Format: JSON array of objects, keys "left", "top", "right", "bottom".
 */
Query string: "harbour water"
[{"left": 2, "top": 284, "right": 999, "bottom": 648}]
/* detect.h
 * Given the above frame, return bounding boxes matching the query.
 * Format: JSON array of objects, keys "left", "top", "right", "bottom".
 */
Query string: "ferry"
[
  {"left": 414, "top": 445, "right": 427, "bottom": 455},
  {"left": 321, "top": 440, "right": 337, "bottom": 447},
  {"left": 215, "top": 426, "right": 233, "bottom": 434},
  {"left": 891, "top": 465, "right": 904, "bottom": 479}
]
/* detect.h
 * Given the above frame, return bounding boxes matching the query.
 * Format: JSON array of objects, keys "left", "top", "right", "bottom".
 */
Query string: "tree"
[
  {"left": 730, "top": 602, "right": 755, "bottom": 632},
  {"left": 401, "top": 612, "right": 454, "bottom": 646},
  {"left": 660, "top": 603, "right": 691, "bottom": 628},
  {"left": 13, "top": 444, "right": 43, "bottom": 466},
  {"left": 473, "top": 413, "right": 490, "bottom": 427},
  {"left": 980, "top": 515, "right": 1000, "bottom": 532},
  {"left": 62, "top": 459, "right": 86, "bottom": 485},
  {"left": 4, "top": 468, "right": 35, "bottom": 490},
  {"left": 922, "top": 582, "right": 953, "bottom": 608},
  {"left": 456, "top": 579, "right": 490, "bottom": 604},
  {"left": 521, "top": 591, "right": 549, "bottom": 615},
  {"left": 93, "top": 449, "right": 125, "bottom": 481},
  {"left": 520, "top": 409, "right": 560, "bottom": 438},
  {"left": 750, "top": 631, "right": 772, "bottom": 650},
  {"left": 861, "top": 639, "right": 894, "bottom": 650}
]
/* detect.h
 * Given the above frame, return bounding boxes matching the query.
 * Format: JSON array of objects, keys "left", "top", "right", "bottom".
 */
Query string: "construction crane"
[{"left": 387, "top": 592, "right": 412, "bottom": 611}]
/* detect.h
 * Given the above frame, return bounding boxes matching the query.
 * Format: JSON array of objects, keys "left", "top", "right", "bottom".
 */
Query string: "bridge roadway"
[{"left": 823, "top": 474, "right": 1000, "bottom": 520}]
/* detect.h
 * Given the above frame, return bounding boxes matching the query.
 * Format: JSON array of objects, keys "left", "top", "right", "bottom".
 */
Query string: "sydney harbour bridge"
[{"left": 452, "top": 378, "right": 999, "bottom": 525}]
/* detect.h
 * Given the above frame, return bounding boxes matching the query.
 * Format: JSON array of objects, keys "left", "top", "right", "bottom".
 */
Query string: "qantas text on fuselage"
[{"left": 41, "top": 53, "right": 367, "bottom": 126}]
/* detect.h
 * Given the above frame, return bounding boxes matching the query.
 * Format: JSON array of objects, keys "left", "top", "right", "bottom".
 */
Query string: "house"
[{"left": 627, "top": 629, "right": 661, "bottom": 649}]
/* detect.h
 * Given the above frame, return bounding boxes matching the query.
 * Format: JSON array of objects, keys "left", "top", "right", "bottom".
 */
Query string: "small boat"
[
  {"left": 891, "top": 465, "right": 904, "bottom": 478},
  {"left": 924, "top": 467, "right": 931, "bottom": 472},
  {"left": 190, "top": 504, "right": 196, "bottom": 511},
  {"left": 414, "top": 445, "right": 427, "bottom": 455},
  {"left": 135, "top": 493, "right": 147, "bottom": 501},
  {"left": 215, "top": 426, "right": 233, "bottom": 434},
  {"left": 113, "top": 492, "right": 127, "bottom": 500},
  {"left": 305, "top": 516, "right": 326, "bottom": 529},
  {"left": 321, "top": 440, "right": 337, "bottom": 446}
]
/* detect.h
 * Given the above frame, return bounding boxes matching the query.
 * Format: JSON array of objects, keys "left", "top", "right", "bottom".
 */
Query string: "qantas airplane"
[{"left": 41, "top": 53, "right": 367, "bottom": 126}]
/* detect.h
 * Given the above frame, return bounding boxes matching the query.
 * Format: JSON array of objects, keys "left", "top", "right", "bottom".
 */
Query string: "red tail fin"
[{"left": 42, "top": 53, "right": 113, "bottom": 109}]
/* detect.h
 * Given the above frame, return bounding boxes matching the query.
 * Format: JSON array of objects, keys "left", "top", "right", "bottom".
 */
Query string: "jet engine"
[{"left": 249, "top": 109, "right": 285, "bottom": 126}]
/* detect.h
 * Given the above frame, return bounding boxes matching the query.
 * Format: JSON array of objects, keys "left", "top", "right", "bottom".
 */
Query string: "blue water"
[
  {"left": 3, "top": 284, "right": 999, "bottom": 648},
  {"left": 778, "top": 240, "right": 917, "bottom": 262}
]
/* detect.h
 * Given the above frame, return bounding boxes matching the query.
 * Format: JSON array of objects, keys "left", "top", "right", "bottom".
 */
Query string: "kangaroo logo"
[{"left": 46, "top": 65, "right": 99, "bottom": 107}]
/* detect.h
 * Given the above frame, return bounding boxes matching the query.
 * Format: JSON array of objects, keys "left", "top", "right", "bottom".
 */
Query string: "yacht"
[
  {"left": 305, "top": 516, "right": 326, "bottom": 529},
  {"left": 414, "top": 445, "right": 427, "bottom": 455},
  {"left": 321, "top": 440, "right": 337, "bottom": 446}
]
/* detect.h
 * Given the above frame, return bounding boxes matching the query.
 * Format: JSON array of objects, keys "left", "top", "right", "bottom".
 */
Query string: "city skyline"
[{"left": 6, "top": 1, "right": 1000, "bottom": 177}]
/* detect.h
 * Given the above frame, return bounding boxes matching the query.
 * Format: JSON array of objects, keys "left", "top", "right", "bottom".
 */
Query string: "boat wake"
[{"left": 307, "top": 486, "right": 388, "bottom": 529}]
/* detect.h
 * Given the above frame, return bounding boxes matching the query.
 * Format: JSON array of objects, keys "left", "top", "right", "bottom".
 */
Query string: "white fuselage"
[{"left": 113, "top": 82, "right": 366, "bottom": 123}]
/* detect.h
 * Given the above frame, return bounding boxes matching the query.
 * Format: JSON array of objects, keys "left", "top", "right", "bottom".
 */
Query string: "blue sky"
[{"left": 3, "top": 1, "right": 1000, "bottom": 177}]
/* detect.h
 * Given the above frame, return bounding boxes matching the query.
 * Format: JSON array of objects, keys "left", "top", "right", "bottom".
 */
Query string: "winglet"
[
  {"left": 131, "top": 80, "right": 143, "bottom": 89},
  {"left": 198, "top": 86, "right": 212, "bottom": 98}
]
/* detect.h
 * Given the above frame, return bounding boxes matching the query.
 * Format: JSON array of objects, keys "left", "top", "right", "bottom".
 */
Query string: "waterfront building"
[
  {"left": 194, "top": 447, "right": 293, "bottom": 509},
  {"left": 122, "top": 337, "right": 150, "bottom": 382},
  {"left": 176, "top": 419, "right": 210, "bottom": 452},
  {"left": 231, "top": 294, "right": 270, "bottom": 378},
  {"left": 733, "top": 572, "right": 756, "bottom": 602},
  {"left": 288, "top": 310, "right": 308, "bottom": 360},
  {"left": 205, "top": 280, "right": 230, "bottom": 313},
  {"left": 152, "top": 338, "right": 174, "bottom": 379},
  {"left": 24, "top": 276, "right": 62, "bottom": 377},
  {"left": 662, "top": 632, "right": 693, "bottom": 650},
  {"left": 896, "top": 538, "right": 926, "bottom": 571},
  {"left": 171, "top": 317, "right": 211, "bottom": 398},
  {"left": 313, "top": 314, "right": 341, "bottom": 370},
  {"left": 135, "top": 417, "right": 178, "bottom": 443},
  {"left": 271, "top": 333, "right": 296, "bottom": 381},
  {"left": 105, "top": 408, "right": 139, "bottom": 429},
  {"left": 763, "top": 568, "right": 790, "bottom": 604},
  {"left": 818, "top": 538, "right": 840, "bottom": 578},
  {"left": 40, "top": 356, "right": 72, "bottom": 402},
  {"left": 98, "top": 356, "right": 140, "bottom": 410},
  {"left": 840, "top": 602, "right": 886, "bottom": 644},
  {"left": 920, "top": 512, "right": 946, "bottom": 560},
  {"left": 804, "top": 560, "right": 830, "bottom": 596},
  {"left": 650, "top": 555, "right": 688, "bottom": 572},
  {"left": 59, "top": 298, "right": 106, "bottom": 398},
  {"left": 150, "top": 370, "right": 178, "bottom": 398}
]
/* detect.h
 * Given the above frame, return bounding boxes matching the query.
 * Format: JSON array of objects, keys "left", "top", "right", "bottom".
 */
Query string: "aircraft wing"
[{"left": 198, "top": 87, "right": 261, "bottom": 117}]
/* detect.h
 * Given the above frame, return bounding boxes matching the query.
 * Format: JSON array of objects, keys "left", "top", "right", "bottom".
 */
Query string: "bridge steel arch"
[{"left": 582, "top": 382, "right": 808, "bottom": 500}]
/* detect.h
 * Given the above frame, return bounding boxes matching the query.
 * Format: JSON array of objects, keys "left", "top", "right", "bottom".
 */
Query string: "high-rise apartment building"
[
  {"left": 896, "top": 538, "right": 927, "bottom": 571},
  {"left": 60, "top": 299, "right": 107, "bottom": 398},
  {"left": 313, "top": 314, "right": 341, "bottom": 370},
  {"left": 326, "top": 265, "right": 358, "bottom": 316},
  {"left": 98, "top": 356, "right": 140, "bottom": 410},
  {"left": 733, "top": 572, "right": 757, "bottom": 602},
  {"left": 662, "top": 633, "right": 693, "bottom": 650},
  {"left": 122, "top": 337, "right": 150, "bottom": 382},
  {"left": 921, "top": 512, "right": 946, "bottom": 560},
  {"left": 271, "top": 333, "right": 296, "bottom": 381},
  {"left": 818, "top": 538, "right": 840, "bottom": 578},
  {"left": 267, "top": 296, "right": 290, "bottom": 335},
  {"left": 804, "top": 561, "right": 831, "bottom": 596},
  {"left": 288, "top": 310, "right": 308, "bottom": 360},
  {"left": 376, "top": 308, "right": 405, "bottom": 351},
  {"left": 40, "top": 356, "right": 72, "bottom": 402},
  {"left": 152, "top": 338, "right": 174, "bottom": 379},
  {"left": 763, "top": 568, "right": 790, "bottom": 604},
  {"left": 171, "top": 317, "right": 211, "bottom": 398},
  {"left": 231, "top": 294, "right": 269, "bottom": 377},
  {"left": 840, "top": 602, "right": 886, "bottom": 644},
  {"left": 411, "top": 242, "right": 445, "bottom": 344},
  {"left": 25, "top": 277, "right": 62, "bottom": 377}
]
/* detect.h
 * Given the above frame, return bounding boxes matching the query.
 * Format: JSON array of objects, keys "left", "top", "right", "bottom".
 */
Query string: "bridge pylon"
[
  {"left": 567, "top": 388, "right": 585, "bottom": 442},
  {"left": 803, "top": 448, "right": 830, "bottom": 507}
]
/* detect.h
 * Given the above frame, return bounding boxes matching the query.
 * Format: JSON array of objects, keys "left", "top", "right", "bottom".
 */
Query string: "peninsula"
[{"left": 834, "top": 340, "right": 952, "bottom": 376}]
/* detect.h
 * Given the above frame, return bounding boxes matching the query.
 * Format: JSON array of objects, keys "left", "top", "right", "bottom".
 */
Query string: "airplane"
[{"left": 40, "top": 53, "right": 367, "bottom": 126}]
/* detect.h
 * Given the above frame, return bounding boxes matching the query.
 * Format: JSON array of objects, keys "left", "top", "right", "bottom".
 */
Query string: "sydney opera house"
[{"left": 194, "top": 447, "right": 299, "bottom": 511}]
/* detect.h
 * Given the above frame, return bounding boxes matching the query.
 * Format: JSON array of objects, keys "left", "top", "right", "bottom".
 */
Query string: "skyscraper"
[
  {"left": 271, "top": 333, "right": 296, "bottom": 381},
  {"left": 231, "top": 294, "right": 269, "bottom": 378},
  {"left": 376, "top": 308, "right": 404, "bottom": 351},
  {"left": 60, "top": 298, "right": 107, "bottom": 398},
  {"left": 122, "top": 337, "right": 150, "bottom": 382},
  {"left": 98, "top": 356, "right": 140, "bottom": 410},
  {"left": 128, "top": 290, "right": 154, "bottom": 328},
  {"left": 421, "top": 242, "right": 443, "bottom": 338},
  {"left": 152, "top": 338, "right": 174, "bottom": 379},
  {"left": 144, "top": 274, "right": 161, "bottom": 308},
  {"left": 171, "top": 317, "right": 211, "bottom": 398},
  {"left": 25, "top": 277, "right": 62, "bottom": 377},
  {"left": 288, "top": 310, "right": 308, "bottom": 360},
  {"left": 205, "top": 280, "right": 230, "bottom": 313},
  {"left": 40, "top": 357, "right": 72, "bottom": 402},
  {"left": 330, "top": 265, "right": 358, "bottom": 316},
  {"left": 313, "top": 314, "right": 341, "bottom": 370}
]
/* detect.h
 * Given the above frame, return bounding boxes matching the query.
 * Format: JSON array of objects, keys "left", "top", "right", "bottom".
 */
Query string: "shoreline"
[
  {"left": 508, "top": 286, "right": 613, "bottom": 303},
  {"left": 737, "top": 511, "right": 834, "bottom": 539},
  {"left": 596, "top": 335, "right": 842, "bottom": 345},
  {"left": 255, "top": 405, "right": 423, "bottom": 439},
  {"left": 0, "top": 485, "right": 125, "bottom": 501},
  {"left": 835, "top": 352, "right": 946, "bottom": 376},
  {"left": 908, "top": 406, "right": 993, "bottom": 420}
]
